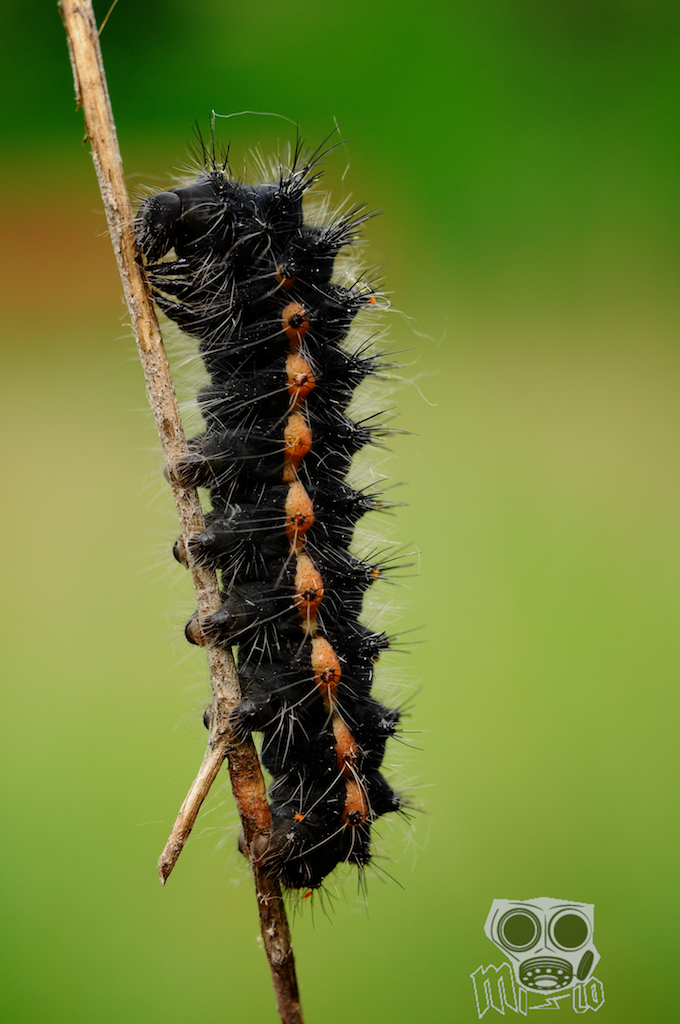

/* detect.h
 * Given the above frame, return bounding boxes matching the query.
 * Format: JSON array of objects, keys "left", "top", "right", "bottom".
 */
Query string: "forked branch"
[{"left": 58, "top": 3, "right": 302, "bottom": 1022}]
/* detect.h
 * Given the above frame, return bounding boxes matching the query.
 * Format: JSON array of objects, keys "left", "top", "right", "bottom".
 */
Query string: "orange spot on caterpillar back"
[
  {"left": 332, "top": 716, "right": 360, "bottom": 776},
  {"left": 284, "top": 481, "right": 315, "bottom": 550},
  {"left": 294, "top": 553, "right": 324, "bottom": 628},
  {"left": 275, "top": 263, "right": 296, "bottom": 290},
  {"left": 281, "top": 302, "right": 309, "bottom": 347},
  {"left": 282, "top": 411, "right": 312, "bottom": 482},
  {"left": 311, "top": 636, "right": 341, "bottom": 709},
  {"left": 286, "top": 351, "right": 315, "bottom": 408},
  {"left": 342, "top": 779, "right": 370, "bottom": 826}
]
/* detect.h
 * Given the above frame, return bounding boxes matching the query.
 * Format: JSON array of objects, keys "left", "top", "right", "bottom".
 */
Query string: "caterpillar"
[{"left": 135, "top": 135, "right": 405, "bottom": 890}]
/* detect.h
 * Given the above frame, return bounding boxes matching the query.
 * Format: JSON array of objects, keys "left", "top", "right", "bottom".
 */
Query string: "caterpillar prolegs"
[{"left": 136, "top": 138, "right": 405, "bottom": 890}]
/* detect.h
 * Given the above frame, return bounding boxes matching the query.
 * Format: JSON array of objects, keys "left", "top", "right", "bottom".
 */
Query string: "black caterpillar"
[{"left": 136, "top": 138, "right": 404, "bottom": 890}]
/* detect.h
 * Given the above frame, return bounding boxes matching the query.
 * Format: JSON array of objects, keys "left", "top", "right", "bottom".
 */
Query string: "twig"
[{"left": 58, "top": 3, "right": 303, "bottom": 1022}]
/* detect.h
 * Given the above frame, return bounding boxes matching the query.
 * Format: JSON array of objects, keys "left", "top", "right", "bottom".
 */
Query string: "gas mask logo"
[{"left": 484, "top": 897, "right": 600, "bottom": 993}]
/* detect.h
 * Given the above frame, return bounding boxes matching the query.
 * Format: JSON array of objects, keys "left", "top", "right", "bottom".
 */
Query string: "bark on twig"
[{"left": 58, "top": 3, "right": 303, "bottom": 1021}]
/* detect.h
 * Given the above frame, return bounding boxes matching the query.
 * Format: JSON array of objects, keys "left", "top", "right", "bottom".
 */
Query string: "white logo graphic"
[{"left": 471, "top": 897, "right": 605, "bottom": 1016}]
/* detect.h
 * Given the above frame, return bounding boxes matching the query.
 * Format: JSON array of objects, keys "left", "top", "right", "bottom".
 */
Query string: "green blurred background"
[{"left": 1, "top": 1, "right": 679, "bottom": 1020}]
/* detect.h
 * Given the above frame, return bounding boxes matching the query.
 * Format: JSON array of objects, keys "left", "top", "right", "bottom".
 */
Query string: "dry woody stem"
[{"left": 58, "top": 3, "right": 303, "bottom": 1022}]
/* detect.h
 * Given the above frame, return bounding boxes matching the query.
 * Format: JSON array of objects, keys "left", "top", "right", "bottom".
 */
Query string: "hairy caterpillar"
[{"left": 135, "top": 135, "right": 406, "bottom": 890}]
